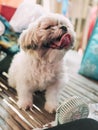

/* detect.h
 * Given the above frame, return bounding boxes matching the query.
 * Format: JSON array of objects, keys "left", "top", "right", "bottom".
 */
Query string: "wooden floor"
[{"left": 0, "top": 70, "right": 98, "bottom": 130}]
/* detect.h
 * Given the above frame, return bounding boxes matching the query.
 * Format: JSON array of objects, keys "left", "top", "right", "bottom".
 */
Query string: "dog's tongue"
[{"left": 50, "top": 34, "right": 71, "bottom": 49}]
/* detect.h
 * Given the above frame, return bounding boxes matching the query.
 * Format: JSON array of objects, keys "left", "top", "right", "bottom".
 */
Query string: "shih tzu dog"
[{"left": 8, "top": 13, "right": 75, "bottom": 113}]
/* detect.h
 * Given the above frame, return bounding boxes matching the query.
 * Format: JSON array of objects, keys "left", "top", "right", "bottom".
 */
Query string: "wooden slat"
[
  {"left": 59, "top": 71, "right": 98, "bottom": 104},
  {"left": 0, "top": 92, "right": 45, "bottom": 128},
  {"left": 0, "top": 115, "right": 12, "bottom": 130},
  {"left": 1, "top": 100, "right": 34, "bottom": 130},
  {"left": 68, "top": 72, "right": 98, "bottom": 102},
  {"left": 70, "top": 72, "right": 98, "bottom": 91},
  {"left": 0, "top": 103, "right": 24, "bottom": 130}
]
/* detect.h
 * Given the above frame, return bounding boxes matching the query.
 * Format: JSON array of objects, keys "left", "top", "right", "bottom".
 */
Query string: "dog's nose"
[{"left": 60, "top": 26, "right": 67, "bottom": 32}]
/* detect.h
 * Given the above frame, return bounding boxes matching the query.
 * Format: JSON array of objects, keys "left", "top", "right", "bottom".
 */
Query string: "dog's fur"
[{"left": 8, "top": 13, "right": 75, "bottom": 113}]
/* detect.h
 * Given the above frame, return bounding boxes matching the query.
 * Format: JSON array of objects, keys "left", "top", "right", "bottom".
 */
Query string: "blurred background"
[{"left": 0, "top": 0, "right": 98, "bottom": 52}]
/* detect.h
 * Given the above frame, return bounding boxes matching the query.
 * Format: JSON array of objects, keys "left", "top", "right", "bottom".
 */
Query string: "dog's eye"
[
  {"left": 45, "top": 25, "right": 52, "bottom": 30},
  {"left": 26, "top": 44, "right": 38, "bottom": 50}
]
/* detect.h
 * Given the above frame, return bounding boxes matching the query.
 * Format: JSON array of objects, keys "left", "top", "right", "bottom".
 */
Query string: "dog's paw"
[
  {"left": 44, "top": 102, "right": 57, "bottom": 113},
  {"left": 17, "top": 99, "right": 33, "bottom": 110}
]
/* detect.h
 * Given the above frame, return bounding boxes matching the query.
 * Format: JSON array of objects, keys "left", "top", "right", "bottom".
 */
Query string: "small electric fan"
[{"left": 56, "top": 96, "right": 89, "bottom": 124}]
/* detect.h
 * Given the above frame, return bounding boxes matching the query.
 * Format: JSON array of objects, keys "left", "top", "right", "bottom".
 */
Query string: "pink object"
[
  {"left": 50, "top": 33, "right": 71, "bottom": 49},
  {"left": 0, "top": 5, "right": 16, "bottom": 21},
  {"left": 88, "top": 6, "right": 98, "bottom": 40}
]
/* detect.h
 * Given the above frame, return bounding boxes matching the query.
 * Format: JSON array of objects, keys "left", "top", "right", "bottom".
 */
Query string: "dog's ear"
[{"left": 18, "top": 26, "right": 38, "bottom": 50}]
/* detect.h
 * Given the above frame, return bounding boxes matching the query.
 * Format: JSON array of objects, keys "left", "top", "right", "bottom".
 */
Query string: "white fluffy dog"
[{"left": 8, "top": 13, "right": 75, "bottom": 113}]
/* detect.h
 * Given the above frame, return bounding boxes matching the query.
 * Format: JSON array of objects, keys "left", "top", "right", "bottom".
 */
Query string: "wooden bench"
[{"left": 0, "top": 69, "right": 98, "bottom": 130}]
